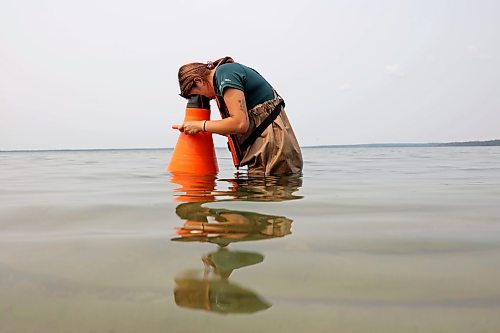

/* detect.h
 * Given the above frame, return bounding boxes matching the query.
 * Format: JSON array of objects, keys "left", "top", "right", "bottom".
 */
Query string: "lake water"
[{"left": 1, "top": 147, "right": 500, "bottom": 333}]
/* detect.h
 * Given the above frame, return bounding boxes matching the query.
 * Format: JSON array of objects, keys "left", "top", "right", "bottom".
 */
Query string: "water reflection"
[
  {"left": 172, "top": 202, "right": 292, "bottom": 246},
  {"left": 171, "top": 173, "right": 303, "bottom": 202},
  {"left": 174, "top": 248, "right": 270, "bottom": 314},
  {"left": 170, "top": 172, "right": 302, "bottom": 315}
]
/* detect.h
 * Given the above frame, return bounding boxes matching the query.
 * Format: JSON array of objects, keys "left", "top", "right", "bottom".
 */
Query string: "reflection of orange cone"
[
  {"left": 170, "top": 173, "right": 216, "bottom": 202},
  {"left": 168, "top": 95, "right": 218, "bottom": 175}
]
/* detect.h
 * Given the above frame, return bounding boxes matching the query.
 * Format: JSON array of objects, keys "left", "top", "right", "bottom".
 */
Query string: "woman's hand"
[
  {"left": 172, "top": 121, "right": 203, "bottom": 135},
  {"left": 171, "top": 88, "right": 249, "bottom": 137}
]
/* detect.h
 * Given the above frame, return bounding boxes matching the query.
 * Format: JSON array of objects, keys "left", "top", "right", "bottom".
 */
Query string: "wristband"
[{"left": 203, "top": 120, "right": 207, "bottom": 132}]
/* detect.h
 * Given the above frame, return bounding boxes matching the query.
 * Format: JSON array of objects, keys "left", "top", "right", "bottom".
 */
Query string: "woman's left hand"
[{"left": 172, "top": 121, "right": 203, "bottom": 135}]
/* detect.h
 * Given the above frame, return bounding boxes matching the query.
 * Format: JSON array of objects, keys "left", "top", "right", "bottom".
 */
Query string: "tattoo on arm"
[
  {"left": 238, "top": 99, "right": 248, "bottom": 121},
  {"left": 238, "top": 99, "right": 246, "bottom": 112},
  {"left": 238, "top": 99, "right": 249, "bottom": 124}
]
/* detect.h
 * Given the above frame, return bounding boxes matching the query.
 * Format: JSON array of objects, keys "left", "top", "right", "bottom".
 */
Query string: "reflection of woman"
[
  {"left": 171, "top": 174, "right": 300, "bottom": 246},
  {"left": 226, "top": 174, "right": 303, "bottom": 202},
  {"left": 173, "top": 57, "right": 303, "bottom": 176},
  {"left": 202, "top": 248, "right": 263, "bottom": 279},
  {"left": 174, "top": 248, "right": 270, "bottom": 314},
  {"left": 174, "top": 277, "right": 270, "bottom": 314},
  {"left": 173, "top": 202, "right": 293, "bottom": 247}
]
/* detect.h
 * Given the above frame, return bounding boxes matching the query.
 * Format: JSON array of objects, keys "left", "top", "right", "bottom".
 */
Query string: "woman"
[{"left": 173, "top": 57, "right": 302, "bottom": 176}]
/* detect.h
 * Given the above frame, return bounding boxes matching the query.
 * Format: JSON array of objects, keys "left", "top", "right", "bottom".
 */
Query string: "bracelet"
[{"left": 203, "top": 120, "right": 207, "bottom": 132}]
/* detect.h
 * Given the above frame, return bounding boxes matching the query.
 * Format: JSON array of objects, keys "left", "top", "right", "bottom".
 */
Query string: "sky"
[{"left": 1, "top": 0, "right": 499, "bottom": 150}]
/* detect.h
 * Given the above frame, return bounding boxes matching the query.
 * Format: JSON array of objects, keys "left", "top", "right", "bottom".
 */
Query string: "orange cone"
[{"left": 168, "top": 95, "right": 218, "bottom": 175}]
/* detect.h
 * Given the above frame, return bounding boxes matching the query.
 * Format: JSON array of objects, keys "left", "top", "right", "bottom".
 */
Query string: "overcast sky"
[{"left": 1, "top": 0, "right": 499, "bottom": 150}]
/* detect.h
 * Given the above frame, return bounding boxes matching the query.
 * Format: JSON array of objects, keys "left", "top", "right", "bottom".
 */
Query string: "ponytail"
[{"left": 212, "top": 57, "right": 234, "bottom": 67}]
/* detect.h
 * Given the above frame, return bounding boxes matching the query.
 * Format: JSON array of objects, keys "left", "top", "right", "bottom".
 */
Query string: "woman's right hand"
[
  {"left": 172, "top": 121, "right": 203, "bottom": 135},
  {"left": 172, "top": 88, "right": 249, "bottom": 137}
]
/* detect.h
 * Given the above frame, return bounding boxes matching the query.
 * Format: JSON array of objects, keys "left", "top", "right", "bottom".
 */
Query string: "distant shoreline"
[
  {"left": 305, "top": 139, "right": 500, "bottom": 149},
  {"left": 1, "top": 139, "right": 499, "bottom": 152}
]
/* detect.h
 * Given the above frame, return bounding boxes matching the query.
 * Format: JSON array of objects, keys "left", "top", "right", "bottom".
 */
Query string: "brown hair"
[{"left": 178, "top": 57, "right": 234, "bottom": 98}]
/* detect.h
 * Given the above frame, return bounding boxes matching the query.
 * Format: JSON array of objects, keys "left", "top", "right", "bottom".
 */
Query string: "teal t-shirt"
[{"left": 214, "top": 63, "right": 274, "bottom": 110}]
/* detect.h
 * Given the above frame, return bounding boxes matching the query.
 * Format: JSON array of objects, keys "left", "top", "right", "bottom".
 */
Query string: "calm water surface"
[{"left": 1, "top": 147, "right": 500, "bottom": 332}]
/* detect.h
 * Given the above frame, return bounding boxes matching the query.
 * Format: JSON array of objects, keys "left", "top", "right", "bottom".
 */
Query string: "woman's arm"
[{"left": 172, "top": 88, "right": 249, "bottom": 136}]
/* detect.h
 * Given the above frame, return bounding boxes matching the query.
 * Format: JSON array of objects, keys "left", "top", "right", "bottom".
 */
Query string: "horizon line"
[{"left": 1, "top": 139, "right": 499, "bottom": 153}]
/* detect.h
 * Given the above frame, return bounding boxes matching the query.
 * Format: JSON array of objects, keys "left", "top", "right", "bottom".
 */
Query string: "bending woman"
[{"left": 173, "top": 57, "right": 302, "bottom": 176}]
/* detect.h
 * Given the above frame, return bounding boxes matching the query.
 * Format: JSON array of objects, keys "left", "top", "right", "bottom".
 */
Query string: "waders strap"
[{"left": 240, "top": 99, "right": 284, "bottom": 151}]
